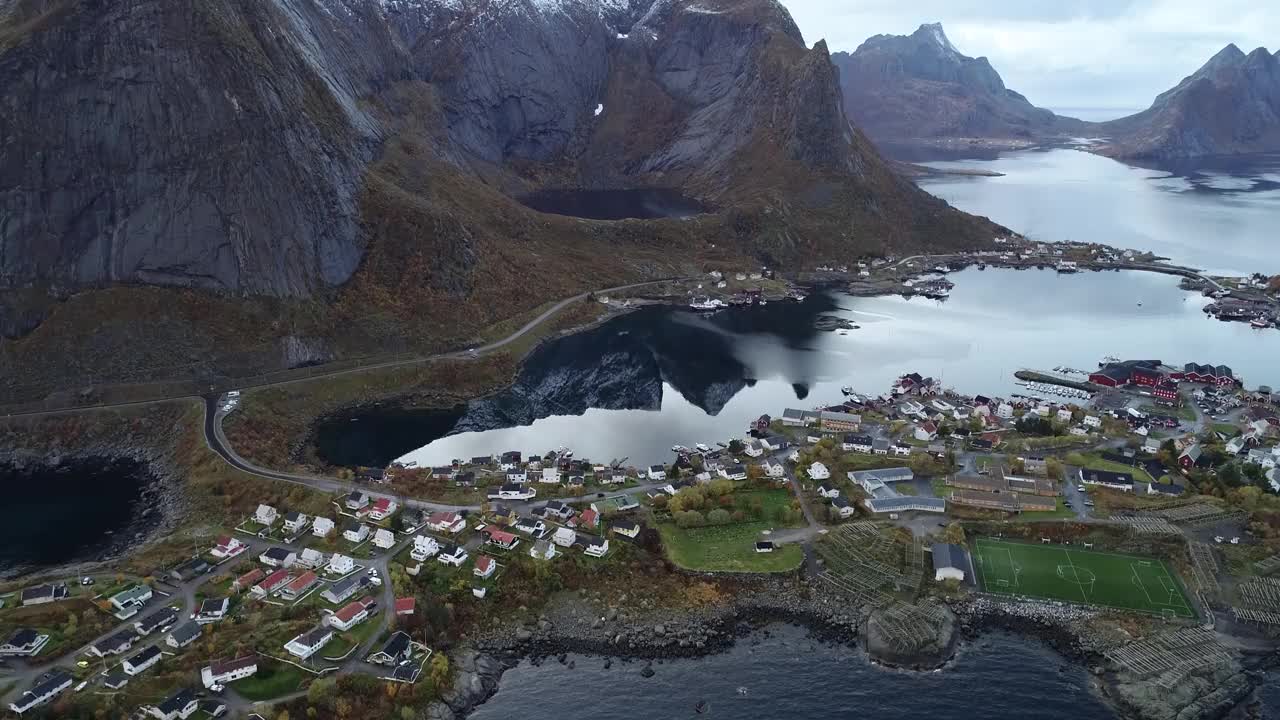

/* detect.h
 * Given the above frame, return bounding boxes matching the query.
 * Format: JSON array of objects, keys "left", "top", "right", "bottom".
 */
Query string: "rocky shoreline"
[{"left": 425, "top": 580, "right": 1272, "bottom": 720}]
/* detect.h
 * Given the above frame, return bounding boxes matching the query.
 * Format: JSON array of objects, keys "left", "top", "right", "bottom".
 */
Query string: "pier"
[{"left": 1014, "top": 369, "right": 1101, "bottom": 393}]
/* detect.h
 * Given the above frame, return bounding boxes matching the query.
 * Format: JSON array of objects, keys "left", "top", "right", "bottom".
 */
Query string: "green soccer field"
[{"left": 973, "top": 538, "right": 1196, "bottom": 618}]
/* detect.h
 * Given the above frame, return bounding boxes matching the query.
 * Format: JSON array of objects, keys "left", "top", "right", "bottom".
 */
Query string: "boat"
[
  {"left": 671, "top": 445, "right": 690, "bottom": 454},
  {"left": 695, "top": 443, "right": 711, "bottom": 453},
  {"left": 1252, "top": 317, "right": 1270, "bottom": 329},
  {"left": 838, "top": 329, "right": 848, "bottom": 335}
]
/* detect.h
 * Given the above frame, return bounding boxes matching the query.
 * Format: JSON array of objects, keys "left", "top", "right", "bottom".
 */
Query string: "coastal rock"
[
  {"left": 428, "top": 649, "right": 505, "bottom": 720},
  {"left": 1110, "top": 661, "right": 1255, "bottom": 720},
  {"left": 640, "top": 664, "right": 655, "bottom": 678}
]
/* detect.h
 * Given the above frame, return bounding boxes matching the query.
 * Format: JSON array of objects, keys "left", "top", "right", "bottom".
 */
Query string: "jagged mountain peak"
[
  {"left": 1205, "top": 42, "right": 1246, "bottom": 67},
  {"left": 911, "top": 22, "right": 957, "bottom": 54}
]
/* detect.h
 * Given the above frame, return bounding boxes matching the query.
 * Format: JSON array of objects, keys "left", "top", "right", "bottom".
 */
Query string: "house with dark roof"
[
  {"left": 122, "top": 644, "right": 163, "bottom": 675},
  {"left": 134, "top": 606, "right": 180, "bottom": 636},
  {"left": 201, "top": 656, "right": 259, "bottom": 688},
  {"left": 19, "top": 583, "right": 68, "bottom": 607},
  {"left": 145, "top": 687, "right": 198, "bottom": 720},
  {"left": 0, "top": 628, "right": 48, "bottom": 657},
  {"left": 1079, "top": 468, "right": 1134, "bottom": 491},
  {"left": 369, "top": 631, "right": 414, "bottom": 666},
  {"left": 91, "top": 629, "right": 137, "bottom": 657},
  {"left": 8, "top": 670, "right": 73, "bottom": 715},
  {"left": 167, "top": 622, "right": 202, "bottom": 649},
  {"left": 931, "top": 543, "right": 969, "bottom": 582}
]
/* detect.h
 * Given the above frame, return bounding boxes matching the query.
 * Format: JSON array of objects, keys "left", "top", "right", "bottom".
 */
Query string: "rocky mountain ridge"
[
  {"left": 830, "top": 23, "right": 1085, "bottom": 145},
  {"left": 0, "top": 0, "right": 1002, "bottom": 398}
]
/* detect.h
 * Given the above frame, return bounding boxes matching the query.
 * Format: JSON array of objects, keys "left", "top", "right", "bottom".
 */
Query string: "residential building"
[
  {"left": 996, "top": 403, "right": 1014, "bottom": 419},
  {"left": 1179, "top": 444, "right": 1203, "bottom": 469},
  {"left": 327, "top": 553, "right": 355, "bottom": 576},
  {"left": 280, "top": 571, "right": 320, "bottom": 601},
  {"left": 167, "top": 622, "right": 201, "bottom": 649},
  {"left": 529, "top": 539, "right": 558, "bottom": 560},
  {"left": 861, "top": 496, "right": 947, "bottom": 514},
  {"left": 1147, "top": 481, "right": 1186, "bottom": 496},
  {"left": 819, "top": 410, "right": 861, "bottom": 433},
  {"left": 842, "top": 434, "right": 874, "bottom": 453},
  {"left": 513, "top": 517, "right": 547, "bottom": 536},
  {"left": 102, "top": 673, "right": 129, "bottom": 690},
  {"left": 931, "top": 544, "right": 968, "bottom": 582},
  {"left": 438, "top": 544, "right": 468, "bottom": 566},
  {"left": 322, "top": 575, "right": 365, "bottom": 605},
  {"left": 426, "top": 511, "right": 467, "bottom": 534},
  {"left": 575, "top": 508, "right": 601, "bottom": 529},
  {"left": 284, "top": 626, "right": 334, "bottom": 659},
  {"left": 541, "top": 467, "right": 563, "bottom": 484},
  {"left": 195, "top": 597, "right": 229, "bottom": 624},
  {"left": 489, "top": 483, "right": 536, "bottom": 501},
  {"left": 201, "top": 656, "right": 258, "bottom": 689},
  {"left": 1056, "top": 408, "right": 1073, "bottom": 422},
  {"left": 252, "top": 569, "right": 292, "bottom": 597},
  {"left": 808, "top": 462, "right": 830, "bottom": 480},
  {"left": 171, "top": 558, "right": 211, "bottom": 582},
  {"left": 312, "top": 516, "right": 336, "bottom": 537},
  {"left": 297, "top": 548, "right": 326, "bottom": 569},
  {"left": 123, "top": 644, "right": 163, "bottom": 675},
  {"left": 20, "top": 583, "right": 68, "bottom": 607},
  {"left": 914, "top": 422, "right": 938, "bottom": 442},
  {"left": 762, "top": 459, "right": 786, "bottom": 478},
  {"left": 109, "top": 584, "right": 153, "bottom": 611},
  {"left": 486, "top": 529, "right": 520, "bottom": 550},
  {"left": 411, "top": 535, "right": 441, "bottom": 561},
  {"left": 816, "top": 485, "right": 840, "bottom": 499},
  {"left": 830, "top": 496, "right": 856, "bottom": 518},
  {"left": 871, "top": 438, "right": 891, "bottom": 455},
  {"left": 282, "top": 512, "right": 310, "bottom": 534},
  {"left": 259, "top": 547, "right": 296, "bottom": 567},
  {"left": 370, "top": 631, "right": 414, "bottom": 666},
  {"left": 365, "top": 498, "right": 398, "bottom": 521},
  {"left": 718, "top": 464, "right": 748, "bottom": 481},
  {"left": 0, "top": 629, "right": 48, "bottom": 657},
  {"left": 373, "top": 528, "right": 396, "bottom": 549},
  {"left": 91, "top": 629, "right": 137, "bottom": 657},
  {"left": 474, "top": 555, "right": 497, "bottom": 579},
  {"left": 134, "top": 607, "right": 179, "bottom": 636},
  {"left": 210, "top": 536, "right": 247, "bottom": 559},
  {"left": 612, "top": 521, "right": 641, "bottom": 539},
  {"left": 761, "top": 436, "right": 788, "bottom": 452},
  {"left": 144, "top": 688, "right": 198, "bottom": 720},
  {"left": 9, "top": 670, "right": 73, "bottom": 715},
  {"left": 781, "top": 408, "right": 814, "bottom": 427},
  {"left": 500, "top": 451, "right": 523, "bottom": 470},
  {"left": 254, "top": 504, "right": 278, "bottom": 526},
  {"left": 892, "top": 443, "right": 913, "bottom": 457},
  {"left": 585, "top": 537, "right": 609, "bottom": 557},
  {"left": 395, "top": 597, "right": 416, "bottom": 616},
  {"left": 328, "top": 597, "right": 375, "bottom": 631},
  {"left": 342, "top": 521, "right": 370, "bottom": 544},
  {"left": 1083, "top": 415, "right": 1102, "bottom": 428},
  {"left": 1079, "top": 468, "right": 1134, "bottom": 491},
  {"left": 647, "top": 464, "right": 667, "bottom": 481},
  {"left": 552, "top": 527, "right": 577, "bottom": 548},
  {"left": 345, "top": 491, "right": 370, "bottom": 511},
  {"left": 542, "top": 500, "right": 575, "bottom": 520}
]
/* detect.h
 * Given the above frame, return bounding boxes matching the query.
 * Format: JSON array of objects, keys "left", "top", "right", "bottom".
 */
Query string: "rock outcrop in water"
[
  {"left": 0, "top": 0, "right": 1005, "bottom": 398},
  {"left": 830, "top": 23, "right": 1086, "bottom": 145},
  {"left": 1095, "top": 44, "right": 1280, "bottom": 160}
]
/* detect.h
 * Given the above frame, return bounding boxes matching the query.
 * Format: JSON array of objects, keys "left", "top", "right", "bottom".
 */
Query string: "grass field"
[
  {"left": 232, "top": 660, "right": 309, "bottom": 700},
  {"left": 658, "top": 522, "right": 803, "bottom": 573},
  {"left": 1066, "top": 452, "right": 1155, "bottom": 484},
  {"left": 973, "top": 538, "right": 1195, "bottom": 618}
]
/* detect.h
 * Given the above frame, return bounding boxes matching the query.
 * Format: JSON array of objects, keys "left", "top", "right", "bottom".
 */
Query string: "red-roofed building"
[
  {"left": 485, "top": 529, "right": 520, "bottom": 550},
  {"left": 252, "top": 569, "right": 291, "bottom": 598},
  {"left": 211, "top": 535, "right": 247, "bottom": 559},
  {"left": 574, "top": 508, "right": 600, "bottom": 529},
  {"left": 364, "top": 497, "right": 398, "bottom": 521},
  {"left": 474, "top": 555, "right": 497, "bottom": 579},
  {"left": 394, "top": 597, "right": 415, "bottom": 616},
  {"left": 426, "top": 511, "right": 466, "bottom": 534},
  {"left": 281, "top": 571, "right": 319, "bottom": 600},
  {"left": 328, "top": 596, "right": 375, "bottom": 631},
  {"left": 233, "top": 568, "right": 264, "bottom": 593}
]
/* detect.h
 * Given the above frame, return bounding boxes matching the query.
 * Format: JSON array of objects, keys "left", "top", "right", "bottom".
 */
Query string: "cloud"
[{"left": 783, "top": 0, "right": 1279, "bottom": 111}]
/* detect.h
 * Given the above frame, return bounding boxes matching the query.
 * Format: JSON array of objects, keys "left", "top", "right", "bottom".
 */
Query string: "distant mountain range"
[{"left": 832, "top": 23, "right": 1280, "bottom": 161}]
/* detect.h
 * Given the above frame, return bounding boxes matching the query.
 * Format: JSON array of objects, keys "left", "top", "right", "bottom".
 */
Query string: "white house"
[
  {"left": 931, "top": 543, "right": 967, "bottom": 582},
  {"left": 506, "top": 469, "right": 528, "bottom": 483},
  {"left": 718, "top": 464, "right": 748, "bottom": 481},
  {"left": 372, "top": 528, "right": 396, "bottom": 549},
  {"left": 913, "top": 422, "right": 938, "bottom": 442},
  {"left": 122, "top": 645, "right": 163, "bottom": 675},
  {"left": 365, "top": 498, "right": 398, "bottom": 521},
  {"left": 296, "top": 548, "right": 326, "bottom": 569},
  {"left": 143, "top": 688, "right": 198, "bottom": 720},
  {"left": 342, "top": 522, "right": 370, "bottom": 544},
  {"left": 488, "top": 483, "right": 536, "bottom": 501},
  {"left": 282, "top": 512, "right": 309, "bottom": 534},
  {"left": 0, "top": 630, "right": 49, "bottom": 657},
  {"left": 426, "top": 511, "right": 467, "bottom": 534},
  {"left": 254, "top": 504, "right": 278, "bottom": 526},
  {"left": 760, "top": 436, "right": 787, "bottom": 452},
  {"left": 327, "top": 553, "right": 355, "bottom": 576},
  {"left": 743, "top": 441, "right": 764, "bottom": 458},
  {"left": 647, "top": 464, "right": 667, "bottom": 481},
  {"left": 552, "top": 527, "right": 577, "bottom": 548},
  {"left": 1056, "top": 408, "right": 1073, "bottom": 422},
  {"left": 528, "top": 539, "right": 557, "bottom": 560},
  {"left": 209, "top": 536, "right": 247, "bottom": 560},
  {"left": 816, "top": 485, "right": 840, "bottom": 499},
  {"left": 201, "top": 656, "right": 258, "bottom": 689},
  {"left": 892, "top": 443, "right": 913, "bottom": 457},
  {"left": 807, "top": 462, "right": 831, "bottom": 481},
  {"left": 312, "top": 516, "right": 335, "bottom": 538},
  {"left": 1083, "top": 415, "right": 1102, "bottom": 429},
  {"left": 1226, "top": 436, "right": 1247, "bottom": 455},
  {"left": 584, "top": 537, "right": 609, "bottom": 558},
  {"left": 258, "top": 547, "right": 296, "bottom": 568},
  {"left": 831, "top": 496, "right": 856, "bottom": 518},
  {"left": 345, "top": 491, "right": 369, "bottom": 511},
  {"left": 996, "top": 403, "right": 1014, "bottom": 419},
  {"left": 1070, "top": 426, "right": 1089, "bottom": 437},
  {"left": 284, "top": 627, "right": 333, "bottom": 660},
  {"left": 8, "top": 670, "right": 73, "bottom": 715},
  {"left": 438, "top": 545, "right": 468, "bottom": 567},
  {"left": 328, "top": 599, "right": 373, "bottom": 631},
  {"left": 842, "top": 435, "right": 874, "bottom": 453},
  {"left": 194, "top": 597, "right": 229, "bottom": 625},
  {"left": 762, "top": 459, "right": 786, "bottom": 478},
  {"left": 474, "top": 555, "right": 497, "bottom": 579},
  {"left": 411, "top": 535, "right": 441, "bottom": 562},
  {"left": 110, "top": 585, "right": 153, "bottom": 612},
  {"left": 540, "top": 467, "right": 562, "bottom": 484}
]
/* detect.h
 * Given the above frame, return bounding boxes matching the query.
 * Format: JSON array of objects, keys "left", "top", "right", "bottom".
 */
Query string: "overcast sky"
[{"left": 784, "top": 0, "right": 1279, "bottom": 115}]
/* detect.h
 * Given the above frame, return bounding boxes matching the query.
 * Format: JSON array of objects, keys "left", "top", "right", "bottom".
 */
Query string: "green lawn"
[
  {"left": 1067, "top": 453, "right": 1155, "bottom": 484},
  {"left": 973, "top": 538, "right": 1195, "bottom": 618},
  {"left": 232, "top": 660, "right": 309, "bottom": 701},
  {"left": 322, "top": 612, "right": 385, "bottom": 660},
  {"left": 1139, "top": 404, "right": 1196, "bottom": 422},
  {"left": 1212, "top": 423, "right": 1240, "bottom": 437},
  {"left": 734, "top": 490, "right": 805, "bottom": 524},
  {"left": 658, "top": 522, "right": 803, "bottom": 573}
]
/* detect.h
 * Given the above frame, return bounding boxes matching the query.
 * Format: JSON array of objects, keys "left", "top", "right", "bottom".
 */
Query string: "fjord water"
[
  {"left": 0, "top": 458, "right": 154, "bottom": 576},
  {"left": 470, "top": 625, "right": 1115, "bottom": 720},
  {"left": 343, "top": 267, "right": 1280, "bottom": 470},
  {"left": 918, "top": 148, "right": 1280, "bottom": 276}
]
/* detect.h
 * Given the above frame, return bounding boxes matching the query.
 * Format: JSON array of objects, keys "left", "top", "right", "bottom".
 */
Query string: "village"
[{"left": 4, "top": 352, "right": 1280, "bottom": 719}]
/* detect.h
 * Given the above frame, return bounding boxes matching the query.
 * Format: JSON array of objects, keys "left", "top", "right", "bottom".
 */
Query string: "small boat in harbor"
[
  {"left": 695, "top": 443, "right": 711, "bottom": 453},
  {"left": 1252, "top": 317, "right": 1270, "bottom": 329},
  {"left": 672, "top": 445, "right": 690, "bottom": 454}
]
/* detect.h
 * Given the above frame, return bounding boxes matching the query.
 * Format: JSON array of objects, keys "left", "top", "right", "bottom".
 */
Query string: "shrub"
[
  {"left": 675, "top": 510, "right": 705, "bottom": 528},
  {"left": 707, "top": 509, "right": 731, "bottom": 525}
]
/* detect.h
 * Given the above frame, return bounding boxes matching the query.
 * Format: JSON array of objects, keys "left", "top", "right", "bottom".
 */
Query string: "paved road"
[{"left": 3, "top": 278, "right": 689, "bottom": 420}]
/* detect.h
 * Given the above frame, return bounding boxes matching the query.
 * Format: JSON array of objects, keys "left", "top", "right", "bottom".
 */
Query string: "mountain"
[
  {"left": 0, "top": 0, "right": 1002, "bottom": 400},
  {"left": 1095, "top": 44, "right": 1280, "bottom": 160},
  {"left": 830, "top": 23, "right": 1084, "bottom": 145}
]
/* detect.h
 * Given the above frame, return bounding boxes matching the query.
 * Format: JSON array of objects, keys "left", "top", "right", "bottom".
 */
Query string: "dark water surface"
[
  {"left": 318, "top": 268, "right": 1280, "bottom": 470},
  {"left": 471, "top": 625, "right": 1116, "bottom": 720},
  {"left": 0, "top": 457, "right": 154, "bottom": 576},
  {"left": 518, "top": 188, "right": 706, "bottom": 220}
]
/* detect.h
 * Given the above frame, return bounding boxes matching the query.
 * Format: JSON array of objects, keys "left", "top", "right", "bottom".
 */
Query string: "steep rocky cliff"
[
  {"left": 830, "top": 23, "right": 1084, "bottom": 145},
  {"left": 1095, "top": 44, "right": 1280, "bottom": 160},
  {"left": 0, "top": 0, "right": 1004, "bottom": 399}
]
